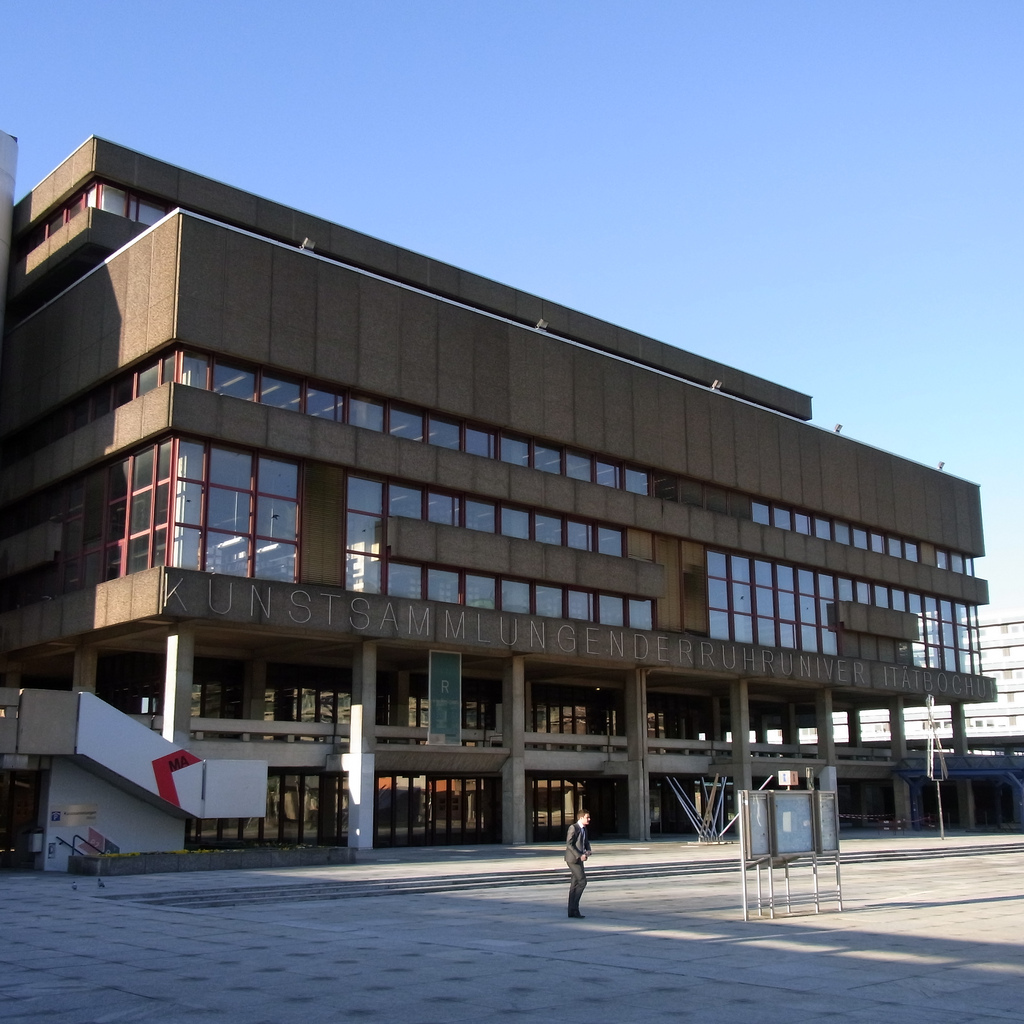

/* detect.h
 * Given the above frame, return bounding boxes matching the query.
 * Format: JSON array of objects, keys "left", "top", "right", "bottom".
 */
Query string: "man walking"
[{"left": 564, "top": 809, "right": 592, "bottom": 918}]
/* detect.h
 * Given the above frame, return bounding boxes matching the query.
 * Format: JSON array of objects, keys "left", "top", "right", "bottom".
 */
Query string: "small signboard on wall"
[{"left": 428, "top": 651, "right": 462, "bottom": 745}]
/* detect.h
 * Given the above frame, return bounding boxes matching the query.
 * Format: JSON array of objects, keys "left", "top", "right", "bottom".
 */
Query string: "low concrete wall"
[{"left": 67, "top": 846, "right": 357, "bottom": 876}]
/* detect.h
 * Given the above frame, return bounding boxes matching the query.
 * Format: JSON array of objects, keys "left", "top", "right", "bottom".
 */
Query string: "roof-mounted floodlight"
[{"left": 710, "top": 380, "right": 723, "bottom": 391}]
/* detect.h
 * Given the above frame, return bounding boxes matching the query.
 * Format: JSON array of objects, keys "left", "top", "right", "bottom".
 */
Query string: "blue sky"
[{"left": 3, "top": 1, "right": 1022, "bottom": 609}]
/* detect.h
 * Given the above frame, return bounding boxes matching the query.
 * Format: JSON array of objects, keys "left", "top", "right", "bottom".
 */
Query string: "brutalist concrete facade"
[{"left": 0, "top": 137, "right": 992, "bottom": 861}]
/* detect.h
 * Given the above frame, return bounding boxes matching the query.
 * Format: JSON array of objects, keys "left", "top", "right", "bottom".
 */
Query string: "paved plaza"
[{"left": 2, "top": 831, "right": 1023, "bottom": 1024}]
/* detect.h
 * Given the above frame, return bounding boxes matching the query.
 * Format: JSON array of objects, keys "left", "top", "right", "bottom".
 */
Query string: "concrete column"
[
  {"left": 848, "top": 709, "right": 862, "bottom": 749},
  {"left": 889, "top": 697, "right": 912, "bottom": 823},
  {"left": 345, "top": 642, "right": 377, "bottom": 849},
  {"left": 624, "top": 668, "right": 650, "bottom": 841},
  {"left": 950, "top": 702, "right": 976, "bottom": 828},
  {"left": 245, "top": 660, "right": 267, "bottom": 721},
  {"left": 814, "top": 688, "right": 837, "bottom": 791},
  {"left": 501, "top": 657, "right": 526, "bottom": 845},
  {"left": 72, "top": 647, "right": 98, "bottom": 694},
  {"left": 729, "top": 679, "right": 752, "bottom": 791},
  {"left": 163, "top": 629, "right": 195, "bottom": 747}
]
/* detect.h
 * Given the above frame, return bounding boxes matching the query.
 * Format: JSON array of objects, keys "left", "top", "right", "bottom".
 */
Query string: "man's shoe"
[{"left": 569, "top": 912, "right": 585, "bottom": 918}]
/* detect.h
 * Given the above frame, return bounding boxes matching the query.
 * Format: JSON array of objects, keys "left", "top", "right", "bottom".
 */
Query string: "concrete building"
[{"left": 0, "top": 136, "right": 996, "bottom": 869}]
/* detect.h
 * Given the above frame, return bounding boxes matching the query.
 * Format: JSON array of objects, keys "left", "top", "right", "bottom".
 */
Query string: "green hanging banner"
[{"left": 428, "top": 650, "right": 462, "bottom": 745}]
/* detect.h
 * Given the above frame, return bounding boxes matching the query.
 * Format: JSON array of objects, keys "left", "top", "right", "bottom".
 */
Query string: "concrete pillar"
[
  {"left": 501, "top": 657, "right": 526, "bottom": 845},
  {"left": 889, "top": 697, "right": 912, "bottom": 823},
  {"left": 729, "top": 679, "right": 752, "bottom": 791},
  {"left": 950, "top": 702, "right": 976, "bottom": 828},
  {"left": 345, "top": 642, "right": 377, "bottom": 849},
  {"left": 245, "top": 660, "right": 267, "bottom": 721},
  {"left": 163, "top": 629, "right": 195, "bottom": 747},
  {"left": 848, "top": 709, "right": 863, "bottom": 749},
  {"left": 815, "top": 688, "right": 837, "bottom": 792},
  {"left": 624, "top": 668, "right": 650, "bottom": 841},
  {"left": 72, "top": 647, "right": 98, "bottom": 694},
  {"left": 783, "top": 702, "right": 799, "bottom": 747}
]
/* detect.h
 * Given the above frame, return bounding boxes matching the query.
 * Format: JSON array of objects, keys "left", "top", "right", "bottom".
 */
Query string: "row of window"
[
  {"left": 16, "top": 179, "right": 170, "bottom": 262},
  {"left": 750, "top": 501, "right": 973, "bottom": 576},
  {"left": 1, "top": 344, "right": 977, "bottom": 580},
  {"left": 706, "top": 550, "right": 980, "bottom": 673}
]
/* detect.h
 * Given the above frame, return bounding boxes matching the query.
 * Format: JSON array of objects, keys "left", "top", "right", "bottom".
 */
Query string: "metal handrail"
[{"left": 53, "top": 833, "right": 104, "bottom": 856}]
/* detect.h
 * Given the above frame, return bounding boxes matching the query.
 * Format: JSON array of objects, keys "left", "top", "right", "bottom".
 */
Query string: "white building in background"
[{"left": 854, "top": 609, "right": 1024, "bottom": 752}]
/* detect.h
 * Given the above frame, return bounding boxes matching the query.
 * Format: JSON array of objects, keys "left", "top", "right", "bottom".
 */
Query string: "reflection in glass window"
[
  {"left": 428, "top": 416, "right": 460, "bottom": 449},
  {"left": 534, "top": 514, "right": 562, "bottom": 545},
  {"left": 597, "top": 527, "right": 623, "bottom": 557},
  {"left": 428, "top": 492, "right": 460, "bottom": 526},
  {"left": 261, "top": 375, "right": 302, "bottom": 411},
  {"left": 347, "top": 512, "right": 382, "bottom": 553},
  {"left": 428, "top": 568, "right": 460, "bottom": 603},
  {"left": 595, "top": 460, "right": 619, "bottom": 488},
  {"left": 534, "top": 445, "right": 561, "bottom": 473},
  {"left": 307, "top": 388, "right": 341, "bottom": 419},
  {"left": 566, "top": 521, "right": 591, "bottom": 550},
  {"left": 535, "top": 585, "right": 563, "bottom": 618},
  {"left": 349, "top": 395, "right": 384, "bottom": 431},
  {"left": 389, "top": 406, "right": 423, "bottom": 441},
  {"left": 388, "top": 562, "right": 422, "bottom": 598},
  {"left": 466, "top": 575, "right": 496, "bottom": 609},
  {"left": 209, "top": 448, "right": 252, "bottom": 489},
  {"left": 213, "top": 364, "right": 255, "bottom": 401},
  {"left": 501, "top": 580, "right": 531, "bottom": 613},
  {"left": 624, "top": 467, "right": 649, "bottom": 495},
  {"left": 566, "top": 452, "right": 591, "bottom": 481},
  {"left": 389, "top": 484, "right": 423, "bottom": 518},
  {"left": 206, "top": 533, "right": 250, "bottom": 576},
  {"left": 568, "top": 590, "right": 593, "bottom": 621},
  {"left": 500, "top": 507, "right": 530, "bottom": 539},
  {"left": 465, "top": 500, "right": 495, "bottom": 532},
  {"left": 348, "top": 477, "right": 383, "bottom": 514},
  {"left": 629, "top": 599, "right": 653, "bottom": 630},
  {"left": 500, "top": 435, "right": 530, "bottom": 466},
  {"left": 599, "top": 595, "right": 624, "bottom": 626},
  {"left": 465, "top": 426, "right": 495, "bottom": 458},
  {"left": 751, "top": 502, "right": 770, "bottom": 525},
  {"left": 346, "top": 553, "right": 381, "bottom": 593}
]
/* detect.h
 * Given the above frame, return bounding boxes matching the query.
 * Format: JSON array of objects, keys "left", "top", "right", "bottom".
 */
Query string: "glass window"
[
  {"left": 794, "top": 513, "right": 811, "bottom": 535},
  {"left": 257, "top": 496, "right": 296, "bottom": 540},
  {"left": 348, "top": 477, "right": 383, "bottom": 514},
  {"left": 773, "top": 508, "right": 792, "bottom": 531},
  {"left": 624, "top": 468, "right": 649, "bottom": 495},
  {"left": 172, "top": 526, "right": 202, "bottom": 570},
  {"left": 565, "top": 452, "right": 591, "bottom": 481},
  {"left": 255, "top": 541, "right": 296, "bottom": 581},
  {"left": 428, "top": 568, "right": 460, "bottom": 603},
  {"left": 887, "top": 537, "right": 902, "bottom": 558},
  {"left": 307, "top": 387, "right": 340, "bottom": 420},
  {"left": 347, "top": 513, "right": 382, "bottom": 553},
  {"left": 465, "top": 499, "right": 495, "bottom": 532},
  {"left": 389, "top": 484, "right": 423, "bottom": 518},
  {"left": 501, "top": 580, "right": 530, "bottom": 613},
  {"left": 628, "top": 599, "right": 653, "bottom": 630},
  {"left": 137, "top": 363, "right": 159, "bottom": 396},
  {"left": 936, "top": 550, "right": 949, "bottom": 570},
  {"left": 653, "top": 474, "right": 677, "bottom": 500},
  {"left": 905, "top": 542, "right": 918, "bottom": 562},
  {"left": 99, "top": 185, "right": 127, "bottom": 215},
  {"left": 427, "top": 492, "right": 459, "bottom": 526},
  {"left": 428, "top": 416, "right": 460, "bottom": 449},
  {"left": 566, "top": 520, "right": 592, "bottom": 550},
  {"left": 136, "top": 200, "right": 165, "bottom": 226},
  {"left": 466, "top": 575, "right": 496, "bottom": 609},
  {"left": 388, "top": 562, "right": 422, "bottom": 598},
  {"left": 259, "top": 457, "right": 298, "bottom": 498},
  {"left": 834, "top": 522, "right": 850, "bottom": 545},
  {"left": 208, "top": 489, "right": 250, "bottom": 533},
  {"left": 175, "top": 481, "right": 203, "bottom": 525},
  {"left": 599, "top": 595, "right": 624, "bottom": 626},
  {"left": 389, "top": 405, "right": 424, "bottom": 441},
  {"left": 595, "top": 460, "right": 620, "bottom": 488},
  {"left": 951, "top": 553, "right": 964, "bottom": 573},
  {"left": 465, "top": 426, "right": 495, "bottom": 458},
  {"left": 349, "top": 395, "right": 384, "bottom": 431},
  {"left": 706, "top": 488, "right": 729, "bottom": 515},
  {"left": 535, "top": 585, "right": 563, "bottom": 618},
  {"left": 213, "top": 363, "right": 255, "bottom": 401},
  {"left": 180, "top": 353, "right": 209, "bottom": 389},
  {"left": 567, "top": 590, "right": 593, "bottom": 621},
  {"left": 205, "top": 533, "right": 250, "bottom": 576},
  {"left": 534, "top": 444, "right": 562, "bottom": 474},
  {"left": 209, "top": 448, "right": 252, "bottom": 489},
  {"left": 500, "top": 507, "right": 530, "bottom": 539},
  {"left": 751, "top": 502, "right": 770, "bottom": 525},
  {"left": 260, "top": 375, "right": 302, "bottom": 411},
  {"left": 346, "top": 553, "right": 381, "bottom": 593},
  {"left": 597, "top": 527, "right": 623, "bottom": 557},
  {"left": 852, "top": 528, "right": 868, "bottom": 549},
  {"left": 707, "top": 551, "right": 728, "bottom": 577},
  {"left": 500, "top": 434, "right": 530, "bottom": 466},
  {"left": 870, "top": 532, "right": 885, "bottom": 554},
  {"left": 534, "top": 514, "right": 562, "bottom": 545},
  {"left": 814, "top": 518, "right": 831, "bottom": 540}
]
